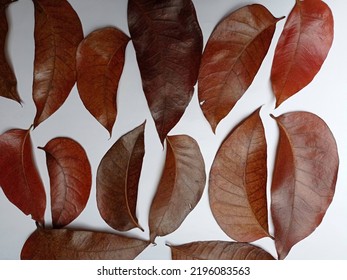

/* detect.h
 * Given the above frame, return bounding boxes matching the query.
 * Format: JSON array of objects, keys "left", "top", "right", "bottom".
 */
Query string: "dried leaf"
[
  {"left": 170, "top": 241, "right": 275, "bottom": 260},
  {"left": 76, "top": 27, "right": 130, "bottom": 136},
  {"left": 21, "top": 227, "right": 149, "bottom": 260},
  {"left": 96, "top": 122, "right": 145, "bottom": 231},
  {"left": 32, "top": 0, "right": 83, "bottom": 127},
  {"left": 128, "top": 0, "right": 203, "bottom": 143},
  {"left": 271, "top": 111, "right": 339, "bottom": 259},
  {"left": 149, "top": 135, "right": 206, "bottom": 242},
  {"left": 39, "top": 137, "right": 92, "bottom": 228},
  {"left": 198, "top": 4, "right": 282, "bottom": 132},
  {"left": 0, "top": 128, "right": 46, "bottom": 224},
  {"left": 271, "top": 0, "right": 334, "bottom": 107},
  {"left": 209, "top": 109, "right": 269, "bottom": 242}
]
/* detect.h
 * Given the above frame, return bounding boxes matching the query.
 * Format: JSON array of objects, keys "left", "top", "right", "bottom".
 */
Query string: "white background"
[{"left": 0, "top": 0, "right": 346, "bottom": 260}]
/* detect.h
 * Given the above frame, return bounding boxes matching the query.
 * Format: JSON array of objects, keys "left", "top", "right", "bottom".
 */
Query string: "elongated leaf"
[
  {"left": 271, "top": 0, "right": 334, "bottom": 107},
  {"left": 271, "top": 111, "right": 339, "bottom": 259},
  {"left": 76, "top": 27, "right": 130, "bottom": 136},
  {"left": 96, "top": 122, "right": 145, "bottom": 231},
  {"left": 0, "top": 128, "right": 46, "bottom": 224},
  {"left": 32, "top": 0, "right": 83, "bottom": 127},
  {"left": 198, "top": 4, "right": 282, "bottom": 132},
  {"left": 170, "top": 241, "right": 275, "bottom": 260},
  {"left": 0, "top": 0, "right": 21, "bottom": 103},
  {"left": 128, "top": 0, "right": 203, "bottom": 143},
  {"left": 21, "top": 228, "right": 149, "bottom": 260},
  {"left": 209, "top": 109, "right": 269, "bottom": 242},
  {"left": 149, "top": 135, "right": 206, "bottom": 242},
  {"left": 39, "top": 137, "right": 92, "bottom": 228}
]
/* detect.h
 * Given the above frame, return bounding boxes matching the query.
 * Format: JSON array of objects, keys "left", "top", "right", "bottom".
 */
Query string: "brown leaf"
[
  {"left": 149, "top": 135, "right": 206, "bottom": 242},
  {"left": 209, "top": 109, "right": 269, "bottom": 242},
  {"left": 198, "top": 4, "right": 282, "bottom": 132},
  {"left": 271, "top": 0, "right": 334, "bottom": 107},
  {"left": 76, "top": 27, "right": 130, "bottom": 136},
  {"left": 39, "top": 137, "right": 92, "bottom": 228},
  {"left": 32, "top": 0, "right": 83, "bottom": 127},
  {"left": 0, "top": 0, "right": 21, "bottom": 103},
  {"left": 96, "top": 122, "right": 145, "bottom": 231},
  {"left": 271, "top": 111, "right": 339, "bottom": 259},
  {"left": 21, "top": 227, "right": 149, "bottom": 260},
  {"left": 170, "top": 241, "right": 275, "bottom": 260},
  {"left": 0, "top": 128, "right": 46, "bottom": 224},
  {"left": 128, "top": 0, "right": 203, "bottom": 143}
]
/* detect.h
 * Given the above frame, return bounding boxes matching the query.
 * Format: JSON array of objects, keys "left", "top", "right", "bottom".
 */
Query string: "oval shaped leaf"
[
  {"left": 128, "top": 0, "right": 203, "bottom": 143},
  {"left": 32, "top": 0, "right": 83, "bottom": 127},
  {"left": 21, "top": 228, "right": 149, "bottom": 260},
  {"left": 170, "top": 241, "right": 275, "bottom": 260},
  {"left": 39, "top": 137, "right": 92, "bottom": 228},
  {"left": 271, "top": 0, "right": 334, "bottom": 107},
  {"left": 271, "top": 111, "right": 339, "bottom": 259},
  {"left": 149, "top": 135, "right": 206, "bottom": 242},
  {"left": 0, "top": 128, "right": 46, "bottom": 224},
  {"left": 76, "top": 27, "right": 130, "bottom": 136},
  {"left": 198, "top": 4, "right": 282, "bottom": 132},
  {"left": 209, "top": 109, "right": 269, "bottom": 242},
  {"left": 96, "top": 122, "right": 145, "bottom": 231}
]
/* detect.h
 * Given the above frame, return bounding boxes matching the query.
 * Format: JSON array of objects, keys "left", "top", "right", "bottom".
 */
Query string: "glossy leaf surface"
[
  {"left": 96, "top": 122, "right": 145, "bottom": 231},
  {"left": 21, "top": 228, "right": 149, "bottom": 260},
  {"left": 32, "top": 0, "right": 83, "bottom": 127},
  {"left": 39, "top": 137, "right": 92, "bottom": 228},
  {"left": 128, "top": 0, "right": 203, "bottom": 143},
  {"left": 271, "top": 111, "right": 339, "bottom": 259},
  {"left": 149, "top": 135, "right": 206, "bottom": 242},
  {"left": 198, "top": 4, "right": 282, "bottom": 132},
  {"left": 76, "top": 27, "right": 130, "bottom": 135},
  {"left": 0, "top": 128, "right": 46, "bottom": 224},
  {"left": 271, "top": 0, "right": 334, "bottom": 107},
  {"left": 170, "top": 241, "right": 275, "bottom": 260}
]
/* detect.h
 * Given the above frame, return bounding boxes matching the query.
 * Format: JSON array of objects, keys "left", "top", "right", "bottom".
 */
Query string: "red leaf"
[
  {"left": 39, "top": 137, "right": 92, "bottom": 228},
  {"left": 76, "top": 27, "right": 130, "bottom": 136},
  {"left": 271, "top": 0, "right": 334, "bottom": 107},
  {"left": 128, "top": 0, "right": 203, "bottom": 143},
  {"left": 0, "top": 128, "right": 46, "bottom": 224},
  {"left": 271, "top": 111, "right": 339, "bottom": 259},
  {"left": 32, "top": 0, "right": 83, "bottom": 127}
]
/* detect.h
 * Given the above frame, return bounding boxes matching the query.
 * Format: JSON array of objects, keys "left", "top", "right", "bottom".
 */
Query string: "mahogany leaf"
[
  {"left": 96, "top": 122, "right": 145, "bottom": 231},
  {"left": 0, "top": 128, "right": 46, "bottom": 224},
  {"left": 21, "top": 227, "right": 149, "bottom": 260},
  {"left": 271, "top": 111, "right": 339, "bottom": 259},
  {"left": 128, "top": 0, "right": 203, "bottom": 143},
  {"left": 32, "top": 0, "right": 83, "bottom": 127},
  {"left": 39, "top": 137, "right": 92, "bottom": 228},
  {"left": 271, "top": 0, "right": 334, "bottom": 107},
  {"left": 170, "top": 241, "right": 275, "bottom": 260},
  {"left": 149, "top": 135, "right": 206, "bottom": 242},
  {"left": 198, "top": 4, "right": 282, "bottom": 132},
  {"left": 76, "top": 27, "right": 130, "bottom": 136},
  {"left": 209, "top": 109, "right": 270, "bottom": 242}
]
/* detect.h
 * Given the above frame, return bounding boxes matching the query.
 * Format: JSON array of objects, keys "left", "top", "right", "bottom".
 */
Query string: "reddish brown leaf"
[
  {"left": 271, "top": 0, "right": 334, "bottom": 107},
  {"left": 128, "top": 0, "right": 203, "bottom": 143},
  {"left": 32, "top": 0, "right": 83, "bottom": 127},
  {"left": 198, "top": 4, "right": 282, "bottom": 132},
  {"left": 149, "top": 135, "right": 206, "bottom": 242},
  {"left": 39, "top": 137, "right": 92, "bottom": 228},
  {"left": 271, "top": 111, "right": 339, "bottom": 259},
  {"left": 21, "top": 227, "right": 149, "bottom": 260},
  {"left": 96, "top": 122, "right": 145, "bottom": 231},
  {"left": 170, "top": 241, "right": 275, "bottom": 260},
  {"left": 0, "top": 128, "right": 46, "bottom": 224},
  {"left": 76, "top": 27, "right": 130, "bottom": 136},
  {"left": 209, "top": 109, "right": 269, "bottom": 242}
]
